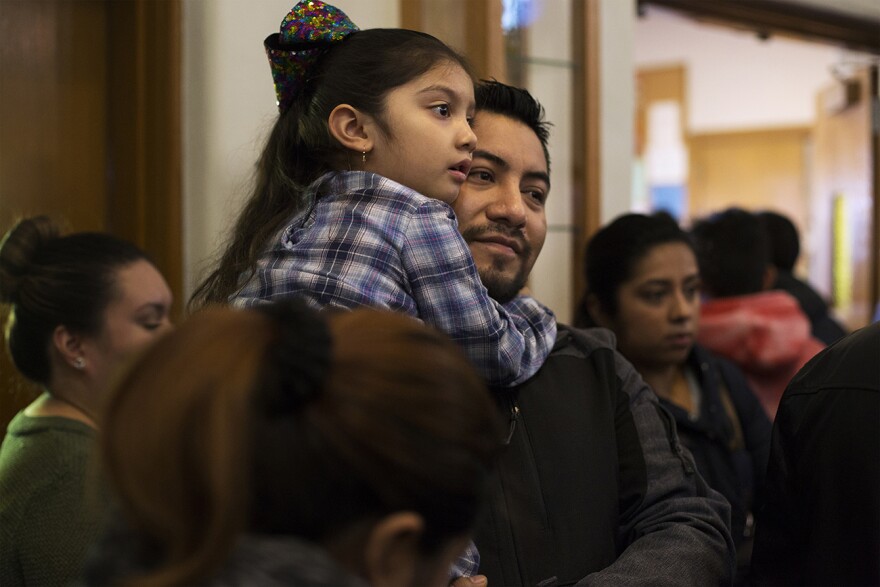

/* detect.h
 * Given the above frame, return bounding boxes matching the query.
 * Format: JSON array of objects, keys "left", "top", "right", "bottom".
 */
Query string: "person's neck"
[
  {"left": 639, "top": 363, "right": 697, "bottom": 414},
  {"left": 25, "top": 390, "right": 98, "bottom": 429},
  {"left": 638, "top": 363, "right": 681, "bottom": 400}
]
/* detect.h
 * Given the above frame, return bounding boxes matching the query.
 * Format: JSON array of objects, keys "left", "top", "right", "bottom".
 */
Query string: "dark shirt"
[
  {"left": 662, "top": 345, "right": 770, "bottom": 547},
  {"left": 474, "top": 326, "right": 735, "bottom": 586},
  {"left": 773, "top": 271, "right": 847, "bottom": 345},
  {"left": 752, "top": 324, "right": 880, "bottom": 585}
]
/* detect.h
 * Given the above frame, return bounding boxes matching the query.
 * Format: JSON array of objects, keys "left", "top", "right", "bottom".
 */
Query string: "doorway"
[{"left": 635, "top": 2, "right": 878, "bottom": 329}]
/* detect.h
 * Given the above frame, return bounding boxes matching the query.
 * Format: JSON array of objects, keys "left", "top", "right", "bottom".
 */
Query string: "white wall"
[
  {"left": 599, "top": 0, "right": 636, "bottom": 223},
  {"left": 523, "top": 0, "right": 634, "bottom": 323},
  {"left": 634, "top": 6, "right": 847, "bottom": 133},
  {"left": 182, "top": 0, "right": 399, "bottom": 297},
  {"left": 524, "top": 0, "right": 577, "bottom": 323}
]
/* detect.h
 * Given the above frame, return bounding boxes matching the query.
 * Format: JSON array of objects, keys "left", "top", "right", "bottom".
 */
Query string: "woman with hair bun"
[
  {"left": 0, "top": 216, "right": 173, "bottom": 587},
  {"left": 87, "top": 300, "right": 503, "bottom": 587}
]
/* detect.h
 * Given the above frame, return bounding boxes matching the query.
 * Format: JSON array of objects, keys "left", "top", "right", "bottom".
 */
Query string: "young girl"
[{"left": 190, "top": 0, "right": 555, "bottom": 387}]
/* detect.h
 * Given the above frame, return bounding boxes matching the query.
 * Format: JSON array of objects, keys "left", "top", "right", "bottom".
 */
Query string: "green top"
[{"left": 0, "top": 411, "right": 101, "bottom": 587}]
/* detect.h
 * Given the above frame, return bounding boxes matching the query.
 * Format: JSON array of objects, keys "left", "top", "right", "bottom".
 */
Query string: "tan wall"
[{"left": 689, "top": 127, "right": 811, "bottom": 230}]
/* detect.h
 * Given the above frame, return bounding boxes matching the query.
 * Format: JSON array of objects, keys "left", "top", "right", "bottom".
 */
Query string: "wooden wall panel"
[
  {"left": 106, "top": 0, "right": 182, "bottom": 309},
  {"left": 635, "top": 65, "right": 686, "bottom": 156},
  {"left": 0, "top": 0, "right": 181, "bottom": 432},
  {"left": 0, "top": 0, "right": 109, "bottom": 428},
  {"left": 689, "top": 127, "right": 810, "bottom": 226},
  {"left": 0, "top": 0, "right": 108, "bottom": 233},
  {"left": 572, "top": 0, "right": 601, "bottom": 311},
  {"left": 400, "top": 0, "right": 505, "bottom": 81},
  {"left": 812, "top": 67, "right": 876, "bottom": 329}
]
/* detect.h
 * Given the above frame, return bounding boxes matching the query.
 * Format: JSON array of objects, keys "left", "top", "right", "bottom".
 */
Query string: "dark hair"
[
  {"left": 757, "top": 210, "right": 799, "bottom": 272},
  {"left": 691, "top": 208, "right": 769, "bottom": 297},
  {"left": 0, "top": 216, "right": 148, "bottom": 385},
  {"left": 577, "top": 212, "right": 694, "bottom": 324},
  {"left": 101, "top": 301, "right": 502, "bottom": 586},
  {"left": 475, "top": 79, "right": 552, "bottom": 173},
  {"left": 190, "top": 29, "right": 473, "bottom": 310}
]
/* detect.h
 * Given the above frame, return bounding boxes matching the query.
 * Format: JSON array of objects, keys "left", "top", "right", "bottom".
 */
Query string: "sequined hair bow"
[{"left": 264, "top": 0, "right": 360, "bottom": 112}]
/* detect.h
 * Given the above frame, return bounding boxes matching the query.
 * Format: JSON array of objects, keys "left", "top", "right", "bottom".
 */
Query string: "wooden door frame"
[
  {"left": 572, "top": 0, "right": 602, "bottom": 307},
  {"left": 872, "top": 66, "right": 879, "bottom": 320},
  {"left": 107, "top": 0, "right": 183, "bottom": 317},
  {"left": 401, "top": 0, "right": 505, "bottom": 81}
]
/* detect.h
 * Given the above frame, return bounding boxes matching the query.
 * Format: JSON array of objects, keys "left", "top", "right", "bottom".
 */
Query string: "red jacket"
[{"left": 697, "top": 291, "right": 824, "bottom": 419}]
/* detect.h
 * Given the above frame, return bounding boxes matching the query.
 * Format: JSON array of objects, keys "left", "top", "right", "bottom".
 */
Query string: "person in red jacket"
[{"left": 690, "top": 208, "right": 824, "bottom": 419}]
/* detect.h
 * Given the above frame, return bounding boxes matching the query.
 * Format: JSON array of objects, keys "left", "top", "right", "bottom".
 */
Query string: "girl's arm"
[{"left": 402, "top": 201, "right": 556, "bottom": 387}]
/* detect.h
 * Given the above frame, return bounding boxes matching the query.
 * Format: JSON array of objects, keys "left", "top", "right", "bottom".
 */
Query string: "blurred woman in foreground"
[{"left": 88, "top": 301, "right": 503, "bottom": 587}]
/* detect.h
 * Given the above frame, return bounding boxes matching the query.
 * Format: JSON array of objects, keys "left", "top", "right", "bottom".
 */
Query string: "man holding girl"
[{"left": 191, "top": 2, "right": 735, "bottom": 584}]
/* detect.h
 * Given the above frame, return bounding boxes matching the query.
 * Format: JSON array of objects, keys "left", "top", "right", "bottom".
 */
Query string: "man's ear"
[
  {"left": 52, "top": 324, "right": 85, "bottom": 369},
  {"left": 363, "top": 512, "right": 425, "bottom": 587},
  {"left": 328, "top": 103, "right": 373, "bottom": 154}
]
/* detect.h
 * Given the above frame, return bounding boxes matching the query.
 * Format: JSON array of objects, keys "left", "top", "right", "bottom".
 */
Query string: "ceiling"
[
  {"left": 640, "top": 0, "right": 880, "bottom": 54},
  {"left": 773, "top": 0, "right": 880, "bottom": 21}
]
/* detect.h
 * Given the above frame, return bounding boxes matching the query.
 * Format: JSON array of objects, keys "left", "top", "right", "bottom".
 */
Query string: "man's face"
[{"left": 453, "top": 111, "right": 549, "bottom": 303}]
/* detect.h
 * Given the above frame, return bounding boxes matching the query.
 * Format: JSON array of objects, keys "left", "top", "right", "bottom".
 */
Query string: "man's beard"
[
  {"left": 460, "top": 223, "right": 532, "bottom": 304},
  {"left": 479, "top": 259, "right": 529, "bottom": 304}
]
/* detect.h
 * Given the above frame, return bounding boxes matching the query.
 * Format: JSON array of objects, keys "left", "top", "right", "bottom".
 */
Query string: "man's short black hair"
[
  {"left": 475, "top": 80, "right": 552, "bottom": 172},
  {"left": 758, "top": 211, "right": 800, "bottom": 272},
  {"left": 691, "top": 207, "right": 770, "bottom": 298}
]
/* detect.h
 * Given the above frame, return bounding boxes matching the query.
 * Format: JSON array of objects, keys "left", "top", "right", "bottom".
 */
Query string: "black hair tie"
[{"left": 256, "top": 298, "right": 333, "bottom": 414}]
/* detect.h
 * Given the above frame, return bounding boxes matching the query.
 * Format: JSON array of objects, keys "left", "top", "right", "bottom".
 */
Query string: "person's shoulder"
[
  {"left": 556, "top": 324, "right": 617, "bottom": 355},
  {"left": 330, "top": 171, "right": 434, "bottom": 207},
  {"left": 774, "top": 271, "right": 827, "bottom": 315},
  {"left": 788, "top": 324, "right": 880, "bottom": 393},
  {"left": 691, "top": 343, "right": 746, "bottom": 383},
  {"left": 8, "top": 415, "right": 95, "bottom": 447},
  {"left": 316, "top": 172, "right": 454, "bottom": 239},
  {"left": 0, "top": 426, "right": 93, "bottom": 532},
  {"left": 1, "top": 416, "right": 94, "bottom": 481},
  {"left": 552, "top": 325, "right": 648, "bottom": 398}
]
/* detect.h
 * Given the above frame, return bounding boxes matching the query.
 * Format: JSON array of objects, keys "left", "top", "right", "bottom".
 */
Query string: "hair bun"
[
  {"left": 256, "top": 298, "right": 333, "bottom": 413},
  {"left": 0, "top": 216, "right": 60, "bottom": 305}
]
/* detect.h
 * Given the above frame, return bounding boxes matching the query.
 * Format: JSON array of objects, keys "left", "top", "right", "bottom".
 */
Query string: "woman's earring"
[
  {"left": 73, "top": 357, "right": 85, "bottom": 370},
  {"left": 362, "top": 149, "right": 367, "bottom": 164}
]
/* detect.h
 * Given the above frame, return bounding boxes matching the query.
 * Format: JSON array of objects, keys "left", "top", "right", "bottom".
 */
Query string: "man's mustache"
[{"left": 460, "top": 223, "right": 532, "bottom": 258}]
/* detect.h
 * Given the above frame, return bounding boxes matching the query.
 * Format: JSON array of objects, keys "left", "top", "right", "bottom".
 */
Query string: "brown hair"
[{"left": 100, "top": 301, "right": 502, "bottom": 586}]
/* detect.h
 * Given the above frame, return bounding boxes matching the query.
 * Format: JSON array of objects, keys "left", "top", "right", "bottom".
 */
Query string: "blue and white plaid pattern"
[
  {"left": 233, "top": 171, "right": 555, "bottom": 387},
  {"left": 450, "top": 540, "right": 481, "bottom": 581}
]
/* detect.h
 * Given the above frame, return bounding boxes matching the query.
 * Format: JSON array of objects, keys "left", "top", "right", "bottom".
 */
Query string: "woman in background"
[
  {"left": 575, "top": 213, "right": 770, "bottom": 583},
  {"left": 0, "top": 216, "right": 173, "bottom": 587},
  {"left": 88, "top": 301, "right": 502, "bottom": 587}
]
